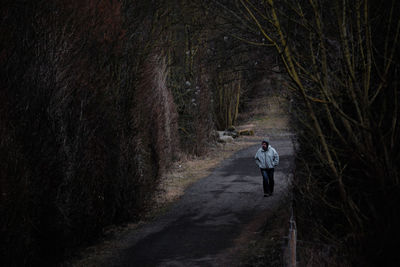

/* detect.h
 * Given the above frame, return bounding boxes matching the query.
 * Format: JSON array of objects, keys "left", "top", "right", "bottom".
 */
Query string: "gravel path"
[{"left": 104, "top": 132, "right": 295, "bottom": 267}]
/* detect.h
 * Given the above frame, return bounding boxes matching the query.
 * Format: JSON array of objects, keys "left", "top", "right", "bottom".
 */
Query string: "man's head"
[{"left": 261, "top": 140, "right": 269, "bottom": 150}]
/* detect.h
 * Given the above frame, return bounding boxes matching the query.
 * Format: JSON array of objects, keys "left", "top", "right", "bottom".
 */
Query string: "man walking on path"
[{"left": 255, "top": 139, "right": 279, "bottom": 197}]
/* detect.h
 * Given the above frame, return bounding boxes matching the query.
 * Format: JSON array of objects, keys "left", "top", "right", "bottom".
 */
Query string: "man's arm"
[
  {"left": 273, "top": 149, "right": 279, "bottom": 167},
  {"left": 255, "top": 151, "right": 261, "bottom": 168}
]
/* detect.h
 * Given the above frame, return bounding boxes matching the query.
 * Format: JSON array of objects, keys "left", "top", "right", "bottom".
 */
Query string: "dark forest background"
[{"left": 1, "top": 0, "right": 399, "bottom": 266}]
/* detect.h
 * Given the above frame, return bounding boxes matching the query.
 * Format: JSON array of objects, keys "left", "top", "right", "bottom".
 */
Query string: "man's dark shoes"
[{"left": 264, "top": 193, "right": 270, "bottom": 197}]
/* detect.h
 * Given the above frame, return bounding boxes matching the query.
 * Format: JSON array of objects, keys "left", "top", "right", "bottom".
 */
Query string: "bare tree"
[{"left": 207, "top": 0, "right": 400, "bottom": 264}]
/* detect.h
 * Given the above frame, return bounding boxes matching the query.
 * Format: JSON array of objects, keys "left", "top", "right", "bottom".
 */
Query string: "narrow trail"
[
  {"left": 104, "top": 127, "right": 294, "bottom": 265},
  {"left": 73, "top": 96, "right": 295, "bottom": 267}
]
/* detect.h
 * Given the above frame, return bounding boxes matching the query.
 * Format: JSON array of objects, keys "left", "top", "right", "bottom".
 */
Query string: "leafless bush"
[
  {"left": 0, "top": 0, "right": 178, "bottom": 265},
  {"left": 136, "top": 53, "right": 179, "bottom": 172}
]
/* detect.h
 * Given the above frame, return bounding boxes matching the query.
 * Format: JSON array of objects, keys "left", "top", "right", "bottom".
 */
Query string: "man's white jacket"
[{"left": 255, "top": 146, "right": 279, "bottom": 169}]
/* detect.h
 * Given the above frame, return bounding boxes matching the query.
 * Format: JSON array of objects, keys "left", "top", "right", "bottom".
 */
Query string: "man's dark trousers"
[{"left": 260, "top": 168, "right": 274, "bottom": 194}]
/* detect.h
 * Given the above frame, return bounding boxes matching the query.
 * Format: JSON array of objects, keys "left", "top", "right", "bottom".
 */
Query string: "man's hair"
[{"left": 262, "top": 140, "right": 269, "bottom": 145}]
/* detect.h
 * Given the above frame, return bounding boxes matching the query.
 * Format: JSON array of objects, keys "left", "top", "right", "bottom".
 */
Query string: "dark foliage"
[
  {"left": 200, "top": 0, "right": 400, "bottom": 265},
  {"left": 0, "top": 0, "right": 178, "bottom": 265},
  {"left": 282, "top": 1, "right": 400, "bottom": 265}
]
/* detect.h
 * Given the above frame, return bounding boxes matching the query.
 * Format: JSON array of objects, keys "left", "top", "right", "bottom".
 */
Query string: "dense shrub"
[{"left": 0, "top": 0, "right": 178, "bottom": 264}]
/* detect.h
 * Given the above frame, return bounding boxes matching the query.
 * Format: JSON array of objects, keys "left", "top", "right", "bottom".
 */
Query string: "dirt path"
[{"left": 69, "top": 96, "right": 295, "bottom": 267}]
